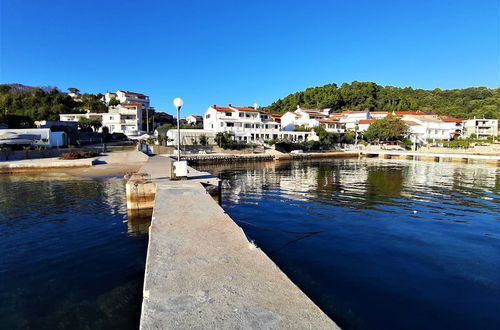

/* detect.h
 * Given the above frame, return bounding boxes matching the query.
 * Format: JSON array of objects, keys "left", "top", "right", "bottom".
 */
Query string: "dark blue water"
[
  {"left": 0, "top": 176, "right": 149, "bottom": 329},
  {"left": 200, "top": 159, "right": 500, "bottom": 330}
]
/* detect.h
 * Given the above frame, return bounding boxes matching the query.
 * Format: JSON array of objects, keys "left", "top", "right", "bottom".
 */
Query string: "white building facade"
[
  {"left": 281, "top": 106, "right": 345, "bottom": 133},
  {"left": 203, "top": 104, "right": 313, "bottom": 143},
  {"left": 185, "top": 115, "right": 203, "bottom": 126},
  {"left": 463, "top": 119, "right": 498, "bottom": 139},
  {"left": 60, "top": 90, "right": 157, "bottom": 137}
]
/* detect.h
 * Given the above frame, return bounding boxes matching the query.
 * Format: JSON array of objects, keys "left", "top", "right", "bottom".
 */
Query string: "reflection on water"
[
  {"left": 0, "top": 177, "right": 149, "bottom": 330},
  {"left": 128, "top": 208, "right": 153, "bottom": 235},
  {"left": 199, "top": 159, "right": 500, "bottom": 330}
]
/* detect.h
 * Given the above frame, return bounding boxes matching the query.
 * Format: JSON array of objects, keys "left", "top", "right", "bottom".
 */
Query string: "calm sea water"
[
  {"left": 0, "top": 176, "right": 149, "bottom": 330},
  {"left": 199, "top": 159, "right": 500, "bottom": 330}
]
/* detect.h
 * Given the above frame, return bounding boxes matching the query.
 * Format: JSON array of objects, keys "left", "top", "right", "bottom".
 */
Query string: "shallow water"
[
  {"left": 0, "top": 176, "right": 148, "bottom": 329},
  {"left": 199, "top": 159, "right": 500, "bottom": 330}
]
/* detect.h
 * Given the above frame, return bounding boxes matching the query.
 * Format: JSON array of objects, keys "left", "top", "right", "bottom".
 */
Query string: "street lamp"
[{"left": 173, "top": 97, "right": 183, "bottom": 161}]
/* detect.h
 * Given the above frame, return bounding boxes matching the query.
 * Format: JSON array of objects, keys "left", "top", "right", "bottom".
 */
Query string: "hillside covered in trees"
[
  {"left": 267, "top": 81, "right": 500, "bottom": 119},
  {"left": 0, "top": 84, "right": 107, "bottom": 127}
]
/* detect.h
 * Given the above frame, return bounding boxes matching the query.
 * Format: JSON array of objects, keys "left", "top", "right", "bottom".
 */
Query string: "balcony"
[
  {"left": 226, "top": 127, "right": 282, "bottom": 133},
  {"left": 121, "top": 119, "right": 138, "bottom": 125}
]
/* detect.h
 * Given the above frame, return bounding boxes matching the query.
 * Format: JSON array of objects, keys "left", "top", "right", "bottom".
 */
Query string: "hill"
[
  {"left": 266, "top": 81, "right": 500, "bottom": 119},
  {"left": 0, "top": 84, "right": 107, "bottom": 127}
]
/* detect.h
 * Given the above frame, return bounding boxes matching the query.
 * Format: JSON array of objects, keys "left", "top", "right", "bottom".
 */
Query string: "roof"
[
  {"left": 191, "top": 115, "right": 203, "bottom": 119},
  {"left": 359, "top": 119, "right": 375, "bottom": 124},
  {"left": 122, "top": 103, "right": 142, "bottom": 107},
  {"left": 229, "top": 105, "right": 260, "bottom": 112},
  {"left": 341, "top": 111, "right": 368, "bottom": 114},
  {"left": 370, "top": 112, "right": 388, "bottom": 114},
  {"left": 395, "top": 111, "right": 437, "bottom": 116},
  {"left": 212, "top": 105, "right": 234, "bottom": 112},
  {"left": 403, "top": 120, "right": 421, "bottom": 126},
  {"left": 300, "top": 109, "right": 323, "bottom": 113},
  {"left": 319, "top": 119, "right": 337, "bottom": 124},
  {"left": 119, "top": 90, "right": 148, "bottom": 97},
  {"left": 271, "top": 113, "right": 282, "bottom": 118},
  {"left": 439, "top": 116, "right": 462, "bottom": 123}
]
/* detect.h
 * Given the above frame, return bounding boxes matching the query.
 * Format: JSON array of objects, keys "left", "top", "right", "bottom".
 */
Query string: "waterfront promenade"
[{"left": 131, "top": 156, "right": 338, "bottom": 329}]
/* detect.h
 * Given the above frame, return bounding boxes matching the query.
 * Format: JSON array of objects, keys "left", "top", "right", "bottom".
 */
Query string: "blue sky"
[{"left": 1, "top": 0, "right": 498, "bottom": 116}]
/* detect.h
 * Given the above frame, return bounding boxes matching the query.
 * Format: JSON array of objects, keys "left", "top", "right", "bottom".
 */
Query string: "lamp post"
[{"left": 173, "top": 97, "right": 183, "bottom": 161}]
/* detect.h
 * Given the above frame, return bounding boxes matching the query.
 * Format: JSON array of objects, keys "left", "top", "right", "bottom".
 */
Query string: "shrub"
[{"left": 59, "top": 151, "right": 100, "bottom": 160}]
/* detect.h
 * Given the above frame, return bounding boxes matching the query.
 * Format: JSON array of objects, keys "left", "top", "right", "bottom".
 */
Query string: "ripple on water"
[{"left": 200, "top": 158, "right": 500, "bottom": 330}]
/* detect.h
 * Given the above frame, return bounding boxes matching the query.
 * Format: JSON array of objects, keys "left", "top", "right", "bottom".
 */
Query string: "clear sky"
[{"left": 1, "top": 0, "right": 499, "bottom": 116}]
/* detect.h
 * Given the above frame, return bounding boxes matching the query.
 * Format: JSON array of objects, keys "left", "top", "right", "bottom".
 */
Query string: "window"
[
  {"left": 206, "top": 114, "right": 211, "bottom": 119},
  {"left": 227, "top": 123, "right": 234, "bottom": 127},
  {"left": 226, "top": 112, "right": 232, "bottom": 116},
  {"left": 239, "top": 113, "right": 244, "bottom": 117}
]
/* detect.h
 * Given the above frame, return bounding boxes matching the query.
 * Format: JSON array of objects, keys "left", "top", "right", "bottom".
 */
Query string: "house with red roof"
[
  {"left": 185, "top": 115, "right": 203, "bottom": 126},
  {"left": 202, "top": 104, "right": 313, "bottom": 143}
]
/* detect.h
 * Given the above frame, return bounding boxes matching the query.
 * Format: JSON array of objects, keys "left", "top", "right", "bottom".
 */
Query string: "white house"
[
  {"left": 281, "top": 106, "right": 329, "bottom": 130},
  {"left": 357, "top": 119, "right": 376, "bottom": 132},
  {"left": 401, "top": 114, "right": 456, "bottom": 142},
  {"left": 105, "top": 90, "right": 150, "bottom": 107},
  {"left": 203, "top": 104, "right": 312, "bottom": 143},
  {"left": 60, "top": 89, "right": 157, "bottom": 137},
  {"left": 185, "top": 115, "right": 203, "bottom": 126},
  {"left": 462, "top": 118, "right": 498, "bottom": 139},
  {"left": 337, "top": 111, "right": 370, "bottom": 130},
  {"left": 103, "top": 103, "right": 144, "bottom": 136}
]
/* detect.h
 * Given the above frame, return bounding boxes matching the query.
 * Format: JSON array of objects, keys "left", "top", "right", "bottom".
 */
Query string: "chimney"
[{"left": 229, "top": 104, "right": 232, "bottom": 107}]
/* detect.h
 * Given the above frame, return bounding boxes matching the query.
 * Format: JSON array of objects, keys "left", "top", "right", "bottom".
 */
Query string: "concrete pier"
[
  {"left": 361, "top": 150, "right": 499, "bottom": 165},
  {"left": 129, "top": 156, "right": 338, "bottom": 329}
]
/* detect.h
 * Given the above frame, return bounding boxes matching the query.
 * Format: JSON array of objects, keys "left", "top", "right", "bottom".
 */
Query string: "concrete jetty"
[
  {"left": 0, "top": 156, "right": 97, "bottom": 174},
  {"left": 129, "top": 155, "right": 338, "bottom": 329},
  {"left": 360, "top": 150, "right": 500, "bottom": 165}
]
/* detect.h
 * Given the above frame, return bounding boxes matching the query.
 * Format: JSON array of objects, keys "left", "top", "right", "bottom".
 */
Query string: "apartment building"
[
  {"left": 281, "top": 106, "right": 345, "bottom": 133},
  {"left": 462, "top": 119, "right": 498, "bottom": 139},
  {"left": 103, "top": 103, "right": 143, "bottom": 136},
  {"left": 104, "top": 90, "right": 150, "bottom": 107},
  {"left": 203, "top": 104, "right": 312, "bottom": 143},
  {"left": 400, "top": 114, "right": 461, "bottom": 142},
  {"left": 60, "top": 90, "right": 157, "bottom": 137}
]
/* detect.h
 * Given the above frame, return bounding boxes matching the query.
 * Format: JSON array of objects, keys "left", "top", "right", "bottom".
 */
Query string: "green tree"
[
  {"left": 108, "top": 96, "right": 120, "bottom": 106},
  {"left": 266, "top": 81, "right": 500, "bottom": 119},
  {"left": 199, "top": 134, "right": 209, "bottom": 146},
  {"left": 89, "top": 118, "right": 102, "bottom": 132},
  {"left": 363, "top": 116, "right": 408, "bottom": 143},
  {"left": 77, "top": 117, "right": 93, "bottom": 131}
]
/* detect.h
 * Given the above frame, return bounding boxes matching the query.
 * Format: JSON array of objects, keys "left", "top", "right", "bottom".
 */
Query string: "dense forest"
[
  {"left": 0, "top": 84, "right": 107, "bottom": 127},
  {"left": 266, "top": 81, "right": 500, "bottom": 119}
]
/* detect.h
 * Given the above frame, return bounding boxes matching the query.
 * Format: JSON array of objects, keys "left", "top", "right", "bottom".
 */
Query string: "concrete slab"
[{"left": 141, "top": 181, "right": 338, "bottom": 329}]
